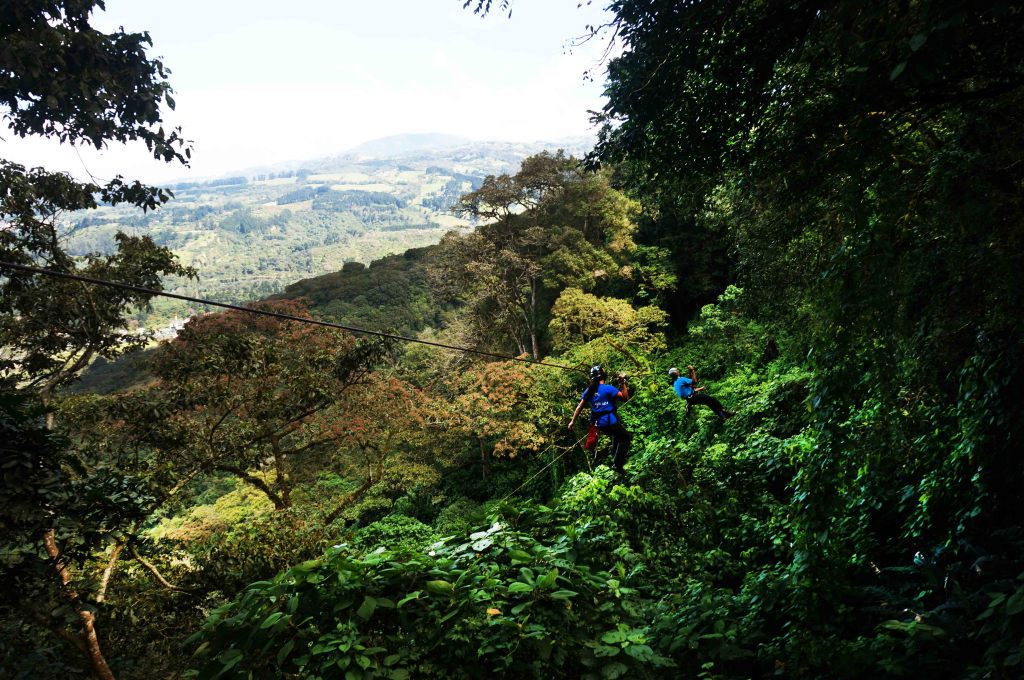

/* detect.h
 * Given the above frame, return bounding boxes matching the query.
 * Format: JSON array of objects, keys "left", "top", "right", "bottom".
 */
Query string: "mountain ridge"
[{"left": 228, "top": 133, "right": 597, "bottom": 179}]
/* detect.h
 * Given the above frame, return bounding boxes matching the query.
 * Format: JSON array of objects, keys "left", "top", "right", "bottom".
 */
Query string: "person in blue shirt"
[
  {"left": 670, "top": 365, "right": 735, "bottom": 419},
  {"left": 568, "top": 365, "right": 632, "bottom": 474}
]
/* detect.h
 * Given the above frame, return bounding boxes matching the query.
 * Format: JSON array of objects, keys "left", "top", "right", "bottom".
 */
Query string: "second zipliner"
[{"left": 669, "top": 365, "right": 735, "bottom": 419}]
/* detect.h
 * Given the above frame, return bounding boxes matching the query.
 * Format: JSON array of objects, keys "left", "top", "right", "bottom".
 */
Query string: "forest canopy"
[{"left": 2, "top": 1, "right": 1023, "bottom": 678}]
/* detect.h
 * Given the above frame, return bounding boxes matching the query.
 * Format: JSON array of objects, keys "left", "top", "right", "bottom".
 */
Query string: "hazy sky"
[{"left": 3, "top": 0, "right": 617, "bottom": 184}]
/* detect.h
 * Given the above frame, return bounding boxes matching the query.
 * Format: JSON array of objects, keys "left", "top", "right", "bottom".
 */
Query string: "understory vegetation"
[{"left": 3, "top": 1, "right": 1023, "bottom": 678}]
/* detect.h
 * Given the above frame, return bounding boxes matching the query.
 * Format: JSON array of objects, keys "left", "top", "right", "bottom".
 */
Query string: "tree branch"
[
  {"left": 94, "top": 540, "right": 127, "bottom": 604},
  {"left": 130, "top": 545, "right": 192, "bottom": 594},
  {"left": 43, "top": 529, "right": 115, "bottom": 680},
  {"left": 31, "top": 610, "right": 89, "bottom": 656},
  {"left": 213, "top": 464, "right": 287, "bottom": 509},
  {"left": 324, "top": 478, "right": 375, "bottom": 525}
]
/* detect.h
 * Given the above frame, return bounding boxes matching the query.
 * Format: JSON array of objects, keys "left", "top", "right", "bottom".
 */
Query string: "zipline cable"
[
  {"left": 500, "top": 433, "right": 587, "bottom": 502},
  {"left": 0, "top": 261, "right": 585, "bottom": 374}
]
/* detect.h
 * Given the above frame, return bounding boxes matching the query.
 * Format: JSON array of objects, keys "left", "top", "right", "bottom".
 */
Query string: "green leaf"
[
  {"left": 909, "top": 33, "right": 927, "bottom": 51},
  {"left": 601, "top": 661, "right": 629, "bottom": 678},
  {"left": 426, "top": 580, "right": 454, "bottom": 596},
  {"left": 890, "top": 61, "right": 907, "bottom": 80},
  {"left": 508, "top": 581, "right": 534, "bottom": 594},
  {"left": 260, "top": 611, "right": 285, "bottom": 629},
  {"left": 1005, "top": 587, "right": 1024, "bottom": 616},
  {"left": 217, "top": 649, "right": 243, "bottom": 672},
  {"left": 508, "top": 549, "right": 532, "bottom": 562},
  {"left": 276, "top": 640, "right": 295, "bottom": 666},
  {"left": 439, "top": 607, "right": 462, "bottom": 623},
  {"left": 398, "top": 591, "right": 421, "bottom": 607},
  {"left": 538, "top": 568, "right": 559, "bottom": 589},
  {"left": 624, "top": 644, "right": 655, "bottom": 661},
  {"left": 357, "top": 595, "right": 377, "bottom": 620},
  {"left": 550, "top": 589, "right": 578, "bottom": 600},
  {"left": 602, "top": 630, "right": 628, "bottom": 644}
]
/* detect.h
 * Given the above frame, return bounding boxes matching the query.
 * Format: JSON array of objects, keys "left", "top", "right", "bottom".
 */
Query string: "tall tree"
[
  {"left": 434, "top": 152, "right": 639, "bottom": 359},
  {"left": 321, "top": 373, "right": 439, "bottom": 524},
  {"left": 1, "top": 3, "right": 194, "bottom": 676},
  {"left": 129, "top": 302, "right": 393, "bottom": 511},
  {"left": 1, "top": 0, "right": 196, "bottom": 401}
]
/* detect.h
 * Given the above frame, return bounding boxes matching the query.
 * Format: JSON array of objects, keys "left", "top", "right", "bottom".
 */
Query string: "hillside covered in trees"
[
  {"left": 58, "top": 134, "right": 593, "bottom": 330},
  {"left": 3, "top": 1, "right": 1023, "bottom": 679}
]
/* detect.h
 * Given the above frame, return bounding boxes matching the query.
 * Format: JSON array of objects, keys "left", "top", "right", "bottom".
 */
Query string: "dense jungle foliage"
[{"left": 3, "top": 1, "right": 1023, "bottom": 678}]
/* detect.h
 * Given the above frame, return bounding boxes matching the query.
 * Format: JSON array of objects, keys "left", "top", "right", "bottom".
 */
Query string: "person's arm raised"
[{"left": 568, "top": 398, "right": 587, "bottom": 429}]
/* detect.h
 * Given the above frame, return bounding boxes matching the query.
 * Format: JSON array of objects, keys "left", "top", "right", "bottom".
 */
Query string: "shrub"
[{"left": 187, "top": 503, "right": 673, "bottom": 679}]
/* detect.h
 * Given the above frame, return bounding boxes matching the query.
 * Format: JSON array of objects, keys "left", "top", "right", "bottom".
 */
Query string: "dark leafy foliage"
[
  {"left": 188, "top": 503, "right": 673, "bottom": 679},
  {"left": 0, "top": 0, "right": 188, "bottom": 158},
  {"left": 275, "top": 246, "right": 447, "bottom": 337}
]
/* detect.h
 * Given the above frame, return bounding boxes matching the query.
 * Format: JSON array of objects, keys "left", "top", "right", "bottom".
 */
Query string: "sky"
[{"left": 3, "top": 0, "right": 618, "bottom": 184}]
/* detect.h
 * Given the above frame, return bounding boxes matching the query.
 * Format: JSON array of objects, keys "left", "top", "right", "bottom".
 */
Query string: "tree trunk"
[
  {"left": 214, "top": 464, "right": 287, "bottom": 509},
  {"left": 479, "top": 438, "right": 491, "bottom": 479},
  {"left": 270, "top": 436, "right": 291, "bottom": 508},
  {"left": 39, "top": 380, "right": 115, "bottom": 680},
  {"left": 529, "top": 278, "right": 539, "bottom": 360},
  {"left": 324, "top": 478, "right": 375, "bottom": 525},
  {"left": 95, "top": 540, "right": 127, "bottom": 604},
  {"left": 40, "top": 348, "right": 95, "bottom": 427},
  {"left": 43, "top": 530, "right": 116, "bottom": 680}
]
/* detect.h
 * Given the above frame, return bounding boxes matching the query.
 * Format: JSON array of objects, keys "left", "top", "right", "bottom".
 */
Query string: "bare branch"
[
  {"left": 94, "top": 540, "right": 127, "bottom": 604},
  {"left": 130, "top": 545, "right": 192, "bottom": 594}
]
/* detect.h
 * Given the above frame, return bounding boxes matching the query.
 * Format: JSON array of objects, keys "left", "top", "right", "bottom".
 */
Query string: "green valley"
[
  {"left": 62, "top": 135, "right": 593, "bottom": 329},
  {"left": 3, "top": 2, "right": 1023, "bottom": 679}
]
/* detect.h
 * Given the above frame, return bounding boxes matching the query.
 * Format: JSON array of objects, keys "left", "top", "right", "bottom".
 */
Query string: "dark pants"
[
  {"left": 594, "top": 421, "right": 632, "bottom": 472},
  {"left": 685, "top": 393, "right": 727, "bottom": 416}
]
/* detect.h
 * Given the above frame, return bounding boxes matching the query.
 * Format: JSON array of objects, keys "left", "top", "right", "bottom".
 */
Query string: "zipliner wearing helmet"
[
  {"left": 669, "top": 365, "right": 735, "bottom": 419},
  {"left": 568, "top": 365, "right": 632, "bottom": 475}
]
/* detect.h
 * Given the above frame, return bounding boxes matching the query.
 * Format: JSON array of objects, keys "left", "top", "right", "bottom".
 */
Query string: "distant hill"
[
  {"left": 275, "top": 245, "right": 444, "bottom": 338},
  {"left": 346, "top": 133, "right": 471, "bottom": 158},
  {"left": 238, "top": 134, "right": 596, "bottom": 177}
]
